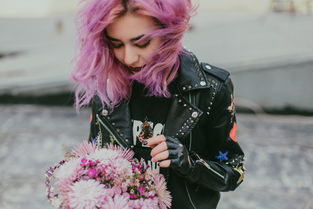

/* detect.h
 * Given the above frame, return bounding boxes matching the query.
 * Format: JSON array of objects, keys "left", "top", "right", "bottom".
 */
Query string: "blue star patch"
[{"left": 215, "top": 151, "right": 228, "bottom": 162}]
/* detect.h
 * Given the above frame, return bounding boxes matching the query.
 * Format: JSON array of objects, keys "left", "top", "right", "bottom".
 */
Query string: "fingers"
[
  {"left": 151, "top": 149, "right": 180, "bottom": 167},
  {"left": 159, "top": 160, "right": 171, "bottom": 168},
  {"left": 150, "top": 141, "right": 167, "bottom": 157},
  {"left": 152, "top": 150, "right": 169, "bottom": 162},
  {"left": 146, "top": 135, "right": 166, "bottom": 147},
  {"left": 146, "top": 135, "right": 184, "bottom": 169}
]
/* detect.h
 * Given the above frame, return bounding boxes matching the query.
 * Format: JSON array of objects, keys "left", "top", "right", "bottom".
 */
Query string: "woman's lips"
[{"left": 129, "top": 66, "right": 142, "bottom": 73}]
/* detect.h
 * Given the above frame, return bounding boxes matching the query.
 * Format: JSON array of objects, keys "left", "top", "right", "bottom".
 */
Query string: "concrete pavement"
[{"left": 0, "top": 105, "right": 312, "bottom": 209}]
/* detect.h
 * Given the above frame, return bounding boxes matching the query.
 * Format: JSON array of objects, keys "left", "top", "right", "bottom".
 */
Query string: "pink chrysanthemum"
[
  {"left": 154, "top": 174, "right": 172, "bottom": 209},
  {"left": 54, "top": 158, "right": 81, "bottom": 180},
  {"left": 104, "top": 194, "right": 130, "bottom": 209},
  {"left": 142, "top": 198, "right": 159, "bottom": 209},
  {"left": 88, "top": 149, "right": 120, "bottom": 163},
  {"left": 128, "top": 198, "right": 159, "bottom": 209},
  {"left": 72, "top": 141, "right": 97, "bottom": 157},
  {"left": 106, "top": 144, "right": 134, "bottom": 161},
  {"left": 68, "top": 180, "right": 106, "bottom": 209},
  {"left": 111, "top": 157, "right": 132, "bottom": 177}
]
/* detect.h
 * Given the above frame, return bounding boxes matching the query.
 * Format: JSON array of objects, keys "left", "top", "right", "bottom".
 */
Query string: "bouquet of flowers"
[{"left": 45, "top": 141, "right": 171, "bottom": 209}]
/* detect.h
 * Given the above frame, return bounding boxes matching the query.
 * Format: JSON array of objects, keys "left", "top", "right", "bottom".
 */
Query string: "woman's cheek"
[{"left": 112, "top": 49, "right": 123, "bottom": 63}]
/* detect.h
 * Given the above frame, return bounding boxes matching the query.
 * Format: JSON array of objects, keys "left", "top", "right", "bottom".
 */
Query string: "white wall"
[
  {"left": 198, "top": 0, "right": 272, "bottom": 13},
  {"left": 0, "top": 0, "right": 78, "bottom": 18},
  {"left": 0, "top": 0, "right": 312, "bottom": 18},
  {"left": 0, "top": 0, "right": 272, "bottom": 18}
]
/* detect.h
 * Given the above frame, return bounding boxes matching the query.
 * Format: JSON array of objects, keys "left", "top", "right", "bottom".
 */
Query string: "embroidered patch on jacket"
[
  {"left": 234, "top": 166, "right": 245, "bottom": 184},
  {"left": 138, "top": 117, "right": 153, "bottom": 143},
  {"left": 229, "top": 122, "right": 238, "bottom": 142},
  {"left": 227, "top": 94, "right": 236, "bottom": 123},
  {"left": 215, "top": 151, "right": 228, "bottom": 162},
  {"left": 91, "top": 137, "right": 97, "bottom": 144},
  {"left": 225, "top": 155, "right": 245, "bottom": 184},
  {"left": 89, "top": 113, "right": 93, "bottom": 123}
]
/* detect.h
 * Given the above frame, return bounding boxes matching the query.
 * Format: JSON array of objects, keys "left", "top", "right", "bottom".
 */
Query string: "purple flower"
[
  {"left": 87, "top": 168, "right": 97, "bottom": 178},
  {"left": 80, "top": 158, "right": 88, "bottom": 166},
  {"left": 129, "top": 194, "right": 137, "bottom": 199},
  {"left": 137, "top": 186, "right": 146, "bottom": 196},
  {"left": 138, "top": 186, "right": 145, "bottom": 192}
]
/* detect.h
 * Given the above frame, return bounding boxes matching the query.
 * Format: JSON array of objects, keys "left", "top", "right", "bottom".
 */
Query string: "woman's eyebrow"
[{"left": 106, "top": 34, "right": 145, "bottom": 42}]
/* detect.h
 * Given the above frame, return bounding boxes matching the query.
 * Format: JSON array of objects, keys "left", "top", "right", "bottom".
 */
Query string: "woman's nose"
[{"left": 123, "top": 46, "right": 139, "bottom": 66}]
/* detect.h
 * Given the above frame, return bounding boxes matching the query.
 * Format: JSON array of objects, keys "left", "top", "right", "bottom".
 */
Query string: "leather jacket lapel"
[
  {"left": 97, "top": 89, "right": 204, "bottom": 148},
  {"left": 96, "top": 100, "right": 132, "bottom": 148},
  {"left": 164, "top": 92, "right": 203, "bottom": 140},
  {"left": 164, "top": 52, "right": 207, "bottom": 140}
]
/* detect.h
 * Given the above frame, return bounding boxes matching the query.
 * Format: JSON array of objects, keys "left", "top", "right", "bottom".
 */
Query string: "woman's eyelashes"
[
  {"left": 110, "top": 40, "right": 151, "bottom": 49},
  {"left": 136, "top": 40, "right": 151, "bottom": 48},
  {"left": 111, "top": 42, "right": 123, "bottom": 48}
]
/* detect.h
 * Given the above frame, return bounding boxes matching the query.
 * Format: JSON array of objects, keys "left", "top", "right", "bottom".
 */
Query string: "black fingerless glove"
[{"left": 165, "top": 136, "right": 194, "bottom": 176}]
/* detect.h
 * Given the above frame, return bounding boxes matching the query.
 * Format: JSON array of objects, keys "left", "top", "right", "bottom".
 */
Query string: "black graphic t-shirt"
[{"left": 129, "top": 81, "right": 173, "bottom": 173}]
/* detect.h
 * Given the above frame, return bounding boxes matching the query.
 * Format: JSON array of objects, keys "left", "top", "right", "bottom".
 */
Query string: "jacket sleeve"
[
  {"left": 176, "top": 77, "right": 245, "bottom": 192},
  {"left": 88, "top": 99, "right": 99, "bottom": 143}
]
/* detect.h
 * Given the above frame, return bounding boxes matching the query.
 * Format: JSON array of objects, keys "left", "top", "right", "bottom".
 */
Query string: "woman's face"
[{"left": 106, "top": 12, "right": 161, "bottom": 73}]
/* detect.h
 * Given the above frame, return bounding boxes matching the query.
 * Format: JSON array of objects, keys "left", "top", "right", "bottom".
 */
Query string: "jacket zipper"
[
  {"left": 185, "top": 92, "right": 197, "bottom": 209},
  {"left": 196, "top": 158, "right": 225, "bottom": 180},
  {"left": 185, "top": 181, "right": 197, "bottom": 209},
  {"left": 96, "top": 114, "right": 127, "bottom": 149}
]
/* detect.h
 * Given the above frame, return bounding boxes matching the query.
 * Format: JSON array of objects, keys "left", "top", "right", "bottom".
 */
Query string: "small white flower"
[
  {"left": 50, "top": 197, "right": 62, "bottom": 208},
  {"left": 54, "top": 158, "right": 80, "bottom": 180},
  {"left": 113, "top": 158, "right": 132, "bottom": 176},
  {"left": 88, "top": 149, "right": 120, "bottom": 162}
]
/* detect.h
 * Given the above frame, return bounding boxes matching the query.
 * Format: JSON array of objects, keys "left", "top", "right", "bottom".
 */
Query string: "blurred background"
[{"left": 0, "top": 0, "right": 313, "bottom": 208}]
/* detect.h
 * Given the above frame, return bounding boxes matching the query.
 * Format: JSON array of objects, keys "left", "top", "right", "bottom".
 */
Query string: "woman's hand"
[
  {"left": 146, "top": 135, "right": 171, "bottom": 168},
  {"left": 146, "top": 135, "right": 191, "bottom": 171}
]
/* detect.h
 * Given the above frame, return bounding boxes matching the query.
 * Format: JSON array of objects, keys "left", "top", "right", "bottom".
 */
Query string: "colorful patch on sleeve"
[
  {"left": 215, "top": 151, "right": 228, "bottom": 162},
  {"left": 89, "top": 113, "right": 93, "bottom": 123},
  {"left": 227, "top": 94, "right": 236, "bottom": 123},
  {"left": 229, "top": 122, "right": 238, "bottom": 142},
  {"left": 234, "top": 166, "right": 245, "bottom": 184}
]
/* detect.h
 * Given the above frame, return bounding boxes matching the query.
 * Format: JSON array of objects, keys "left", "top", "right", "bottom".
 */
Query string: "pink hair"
[{"left": 71, "top": 0, "right": 195, "bottom": 110}]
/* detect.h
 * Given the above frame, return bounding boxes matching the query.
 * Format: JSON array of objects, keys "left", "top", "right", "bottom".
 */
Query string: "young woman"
[{"left": 71, "top": 0, "right": 245, "bottom": 208}]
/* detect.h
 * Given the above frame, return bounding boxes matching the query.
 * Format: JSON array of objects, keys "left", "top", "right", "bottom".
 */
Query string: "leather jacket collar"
[{"left": 169, "top": 51, "right": 211, "bottom": 94}]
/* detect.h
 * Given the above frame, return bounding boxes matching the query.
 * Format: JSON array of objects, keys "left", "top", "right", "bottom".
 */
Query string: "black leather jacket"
[{"left": 88, "top": 51, "right": 245, "bottom": 209}]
